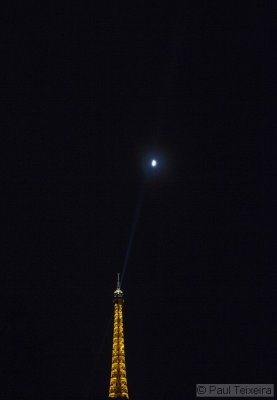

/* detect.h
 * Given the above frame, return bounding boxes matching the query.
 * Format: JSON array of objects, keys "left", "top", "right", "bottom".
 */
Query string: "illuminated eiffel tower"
[{"left": 108, "top": 274, "right": 129, "bottom": 399}]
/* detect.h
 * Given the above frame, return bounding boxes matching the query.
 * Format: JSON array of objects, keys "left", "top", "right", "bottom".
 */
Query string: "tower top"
[{"left": 114, "top": 272, "right": 124, "bottom": 298}]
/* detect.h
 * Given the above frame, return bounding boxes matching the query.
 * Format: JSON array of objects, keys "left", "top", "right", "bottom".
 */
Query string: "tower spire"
[
  {"left": 108, "top": 274, "right": 129, "bottom": 399},
  {"left": 114, "top": 272, "right": 123, "bottom": 298}
]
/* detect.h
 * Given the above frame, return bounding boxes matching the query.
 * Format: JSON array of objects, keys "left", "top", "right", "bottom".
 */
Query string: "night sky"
[{"left": 2, "top": 3, "right": 277, "bottom": 400}]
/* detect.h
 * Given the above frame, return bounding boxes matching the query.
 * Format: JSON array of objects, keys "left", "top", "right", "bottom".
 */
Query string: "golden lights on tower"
[{"left": 108, "top": 274, "right": 129, "bottom": 399}]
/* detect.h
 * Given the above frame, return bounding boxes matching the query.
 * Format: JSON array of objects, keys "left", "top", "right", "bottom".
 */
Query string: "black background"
[{"left": 1, "top": 3, "right": 277, "bottom": 399}]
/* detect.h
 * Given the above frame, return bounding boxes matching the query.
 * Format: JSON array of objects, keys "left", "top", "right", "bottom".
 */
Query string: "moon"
[{"left": 151, "top": 159, "right": 157, "bottom": 167}]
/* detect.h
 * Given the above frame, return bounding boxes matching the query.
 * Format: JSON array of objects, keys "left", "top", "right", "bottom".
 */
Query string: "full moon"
[{"left": 151, "top": 159, "right": 157, "bottom": 167}]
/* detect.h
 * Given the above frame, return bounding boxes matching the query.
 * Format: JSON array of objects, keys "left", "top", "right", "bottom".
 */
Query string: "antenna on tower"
[{"left": 117, "top": 272, "right": 120, "bottom": 290}]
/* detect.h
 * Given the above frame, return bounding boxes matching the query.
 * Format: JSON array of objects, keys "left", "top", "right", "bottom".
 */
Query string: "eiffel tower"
[{"left": 108, "top": 274, "right": 129, "bottom": 399}]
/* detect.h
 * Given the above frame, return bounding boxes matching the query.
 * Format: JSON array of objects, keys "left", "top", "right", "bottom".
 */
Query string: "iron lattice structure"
[{"left": 108, "top": 274, "right": 129, "bottom": 399}]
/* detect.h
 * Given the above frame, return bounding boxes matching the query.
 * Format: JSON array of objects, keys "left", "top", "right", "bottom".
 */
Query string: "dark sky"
[{"left": 2, "top": 3, "right": 276, "bottom": 400}]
